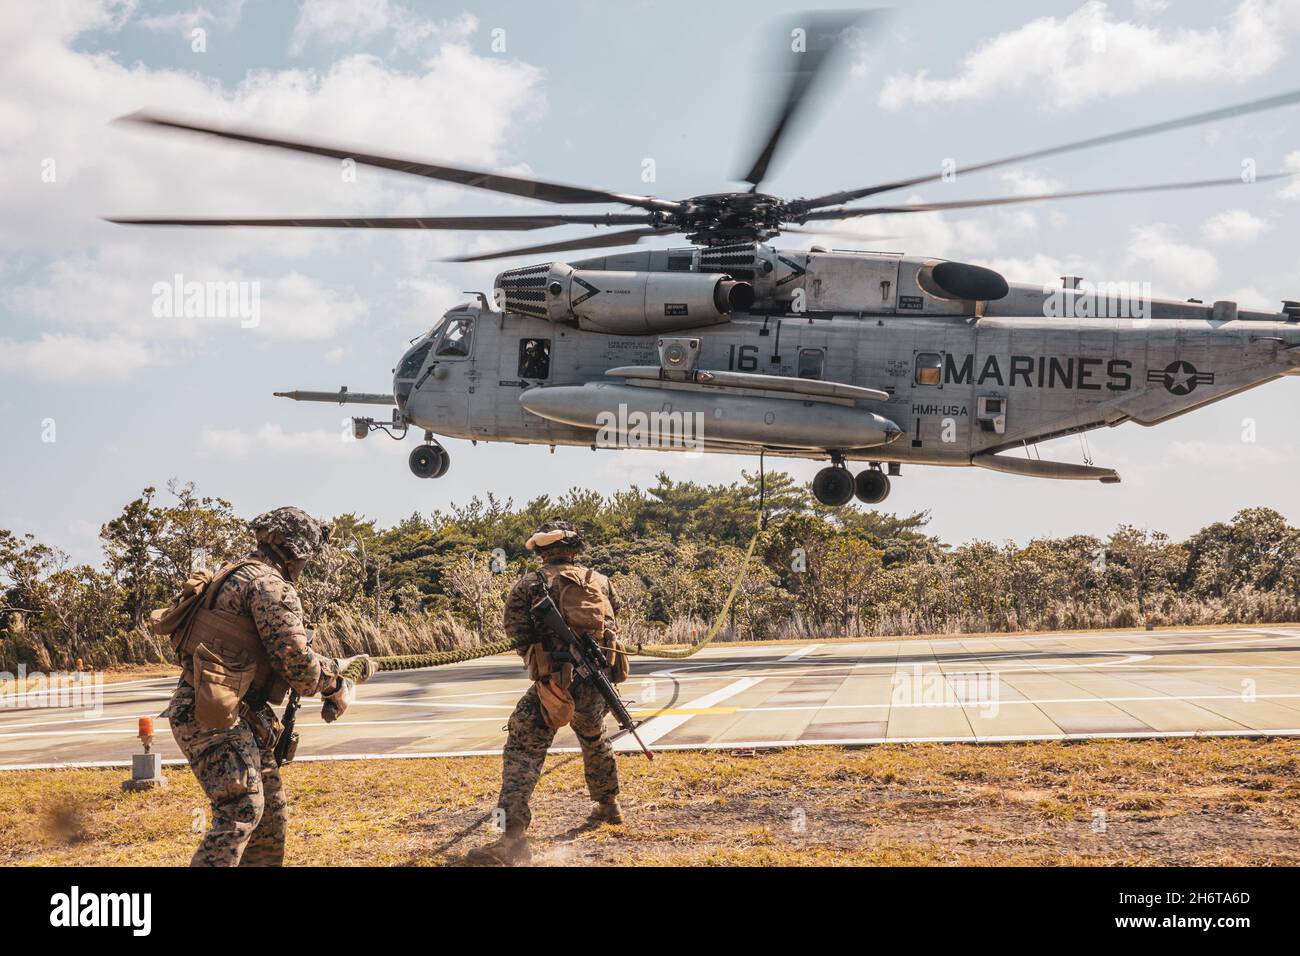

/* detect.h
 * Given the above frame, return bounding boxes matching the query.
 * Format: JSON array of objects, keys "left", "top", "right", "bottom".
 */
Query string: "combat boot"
[
  {"left": 465, "top": 833, "right": 532, "bottom": 866},
  {"left": 587, "top": 797, "right": 623, "bottom": 825}
]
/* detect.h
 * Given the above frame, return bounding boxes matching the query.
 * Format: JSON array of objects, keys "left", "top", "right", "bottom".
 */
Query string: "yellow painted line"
[{"left": 631, "top": 706, "right": 737, "bottom": 717}]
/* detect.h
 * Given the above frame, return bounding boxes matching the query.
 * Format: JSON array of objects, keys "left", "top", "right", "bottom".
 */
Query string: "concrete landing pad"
[{"left": 2, "top": 627, "right": 1299, "bottom": 769}]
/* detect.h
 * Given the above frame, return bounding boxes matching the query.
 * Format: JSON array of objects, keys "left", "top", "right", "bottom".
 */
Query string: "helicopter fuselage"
[{"left": 380, "top": 244, "right": 1300, "bottom": 492}]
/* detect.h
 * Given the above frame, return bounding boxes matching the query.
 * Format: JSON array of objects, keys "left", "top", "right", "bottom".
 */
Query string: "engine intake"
[
  {"left": 917, "top": 260, "right": 1009, "bottom": 302},
  {"left": 496, "top": 263, "right": 752, "bottom": 334}
]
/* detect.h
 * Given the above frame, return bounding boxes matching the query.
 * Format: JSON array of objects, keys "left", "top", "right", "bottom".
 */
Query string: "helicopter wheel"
[
  {"left": 854, "top": 468, "right": 891, "bottom": 505},
  {"left": 812, "top": 465, "right": 855, "bottom": 507},
  {"left": 409, "top": 443, "right": 449, "bottom": 479}
]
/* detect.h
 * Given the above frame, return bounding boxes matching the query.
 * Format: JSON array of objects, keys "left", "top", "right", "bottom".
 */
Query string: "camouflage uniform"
[
  {"left": 161, "top": 508, "right": 345, "bottom": 867},
  {"left": 494, "top": 555, "right": 622, "bottom": 835}
]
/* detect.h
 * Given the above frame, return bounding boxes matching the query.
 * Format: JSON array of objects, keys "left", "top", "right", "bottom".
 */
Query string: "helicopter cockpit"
[
  {"left": 393, "top": 308, "right": 476, "bottom": 412},
  {"left": 434, "top": 314, "right": 474, "bottom": 357}
]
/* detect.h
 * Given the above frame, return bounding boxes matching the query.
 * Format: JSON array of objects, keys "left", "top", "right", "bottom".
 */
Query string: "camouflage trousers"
[
  {"left": 496, "top": 678, "right": 619, "bottom": 834},
  {"left": 163, "top": 683, "right": 288, "bottom": 867}
]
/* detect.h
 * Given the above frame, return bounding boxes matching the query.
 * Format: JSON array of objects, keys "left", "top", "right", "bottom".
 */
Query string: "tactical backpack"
[
  {"left": 526, "top": 563, "right": 629, "bottom": 729},
  {"left": 150, "top": 560, "right": 288, "bottom": 730}
]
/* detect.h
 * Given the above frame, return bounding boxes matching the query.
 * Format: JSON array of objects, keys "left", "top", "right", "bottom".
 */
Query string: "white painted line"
[
  {"left": 9, "top": 689, "right": 1299, "bottom": 741},
  {"left": 622, "top": 676, "right": 765, "bottom": 750},
  {"left": 738, "top": 691, "right": 1300, "bottom": 712},
  {"left": 322, "top": 697, "right": 514, "bottom": 711},
  {"left": 8, "top": 726, "right": 1300, "bottom": 771},
  {"left": 0, "top": 714, "right": 510, "bottom": 740}
]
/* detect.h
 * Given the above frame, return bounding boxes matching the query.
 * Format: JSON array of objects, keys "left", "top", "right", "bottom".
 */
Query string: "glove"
[
  {"left": 338, "top": 654, "right": 377, "bottom": 684},
  {"left": 321, "top": 677, "right": 356, "bottom": 723}
]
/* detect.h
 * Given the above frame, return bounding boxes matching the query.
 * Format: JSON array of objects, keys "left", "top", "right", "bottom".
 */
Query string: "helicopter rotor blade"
[
  {"left": 800, "top": 171, "right": 1296, "bottom": 221},
  {"left": 783, "top": 225, "right": 899, "bottom": 242},
  {"left": 445, "top": 226, "right": 676, "bottom": 263},
  {"left": 740, "top": 9, "right": 875, "bottom": 190},
  {"left": 115, "top": 111, "right": 683, "bottom": 213},
  {"left": 798, "top": 87, "right": 1300, "bottom": 210},
  {"left": 103, "top": 213, "right": 658, "bottom": 229}
]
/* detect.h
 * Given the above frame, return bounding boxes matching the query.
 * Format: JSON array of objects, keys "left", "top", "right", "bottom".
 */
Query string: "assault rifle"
[
  {"left": 274, "top": 625, "right": 312, "bottom": 767},
  {"left": 530, "top": 590, "right": 654, "bottom": 760},
  {"left": 274, "top": 690, "right": 300, "bottom": 767}
]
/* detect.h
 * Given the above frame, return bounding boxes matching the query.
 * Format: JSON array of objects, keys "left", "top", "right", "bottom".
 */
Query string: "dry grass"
[
  {"left": 2, "top": 737, "right": 1298, "bottom": 866},
  {"left": 312, "top": 607, "right": 484, "bottom": 658}
]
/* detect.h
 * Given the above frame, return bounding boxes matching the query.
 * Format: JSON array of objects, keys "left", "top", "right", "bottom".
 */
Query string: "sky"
[{"left": 4, "top": 0, "right": 1300, "bottom": 564}]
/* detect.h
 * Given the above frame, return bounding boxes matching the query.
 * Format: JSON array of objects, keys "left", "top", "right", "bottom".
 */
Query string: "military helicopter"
[{"left": 111, "top": 11, "right": 1300, "bottom": 506}]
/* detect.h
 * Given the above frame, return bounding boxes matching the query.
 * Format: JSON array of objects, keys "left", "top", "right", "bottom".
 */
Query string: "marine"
[
  {"left": 155, "top": 506, "right": 375, "bottom": 867},
  {"left": 467, "top": 519, "right": 627, "bottom": 865}
]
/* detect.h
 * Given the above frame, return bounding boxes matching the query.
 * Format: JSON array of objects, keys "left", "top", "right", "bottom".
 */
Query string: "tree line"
[{"left": 2, "top": 474, "right": 1298, "bottom": 671}]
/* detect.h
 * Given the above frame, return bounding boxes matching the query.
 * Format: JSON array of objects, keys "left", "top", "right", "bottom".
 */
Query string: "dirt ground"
[{"left": 2, "top": 737, "right": 1297, "bottom": 866}]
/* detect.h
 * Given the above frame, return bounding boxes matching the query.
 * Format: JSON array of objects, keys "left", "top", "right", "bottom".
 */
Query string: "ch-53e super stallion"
[{"left": 110, "top": 11, "right": 1300, "bottom": 506}]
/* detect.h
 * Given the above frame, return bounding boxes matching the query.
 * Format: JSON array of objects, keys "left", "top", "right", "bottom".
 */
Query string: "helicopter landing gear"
[
  {"left": 409, "top": 442, "right": 450, "bottom": 479},
  {"left": 812, "top": 458, "right": 855, "bottom": 507},
  {"left": 854, "top": 466, "right": 891, "bottom": 505}
]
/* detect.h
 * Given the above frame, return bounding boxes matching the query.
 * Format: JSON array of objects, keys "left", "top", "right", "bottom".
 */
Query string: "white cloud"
[
  {"left": 1221, "top": 285, "right": 1284, "bottom": 311},
  {"left": 11, "top": 248, "right": 368, "bottom": 345},
  {"left": 1, "top": 2, "right": 546, "bottom": 381},
  {"left": 1166, "top": 439, "right": 1297, "bottom": 470},
  {"left": 256, "top": 272, "right": 369, "bottom": 341},
  {"left": 0, "top": 333, "right": 168, "bottom": 383},
  {"left": 1280, "top": 150, "right": 1300, "bottom": 199},
  {"left": 196, "top": 422, "right": 365, "bottom": 458},
  {"left": 289, "top": 0, "right": 394, "bottom": 53},
  {"left": 1201, "top": 209, "right": 1271, "bottom": 244},
  {"left": 288, "top": 1, "right": 475, "bottom": 56},
  {"left": 879, "top": 0, "right": 1300, "bottom": 109},
  {"left": 137, "top": 1, "right": 245, "bottom": 33},
  {"left": 1000, "top": 169, "right": 1065, "bottom": 196},
  {"left": 1125, "top": 223, "right": 1219, "bottom": 290},
  {"left": 982, "top": 252, "right": 1096, "bottom": 285}
]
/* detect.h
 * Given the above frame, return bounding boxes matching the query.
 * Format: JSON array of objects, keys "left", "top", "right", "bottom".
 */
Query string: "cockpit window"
[
  {"left": 397, "top": 342, "right": 432, "bottom": 379},
  {"left": 435, "top": 316, "right": 474, "bottom": 358}
]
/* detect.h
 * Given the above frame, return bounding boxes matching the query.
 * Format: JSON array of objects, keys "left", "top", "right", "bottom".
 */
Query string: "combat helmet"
[
  {"left": 250, "top": 506, "right": 331, "bottom": 561},
  {"left": 525, "top": 518, "right": 585, "bottom": 556}
]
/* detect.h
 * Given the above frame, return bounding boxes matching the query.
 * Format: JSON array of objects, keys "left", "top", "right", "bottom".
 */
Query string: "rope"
[
  {"left": 339, "top": 634, "right": 530, "bottom": 682},
  {"left": 631, "top": 516, "right": 764, "bottom": 660},
  {"left": 338, "top": 510, "right": 768, "bottom": 678}
]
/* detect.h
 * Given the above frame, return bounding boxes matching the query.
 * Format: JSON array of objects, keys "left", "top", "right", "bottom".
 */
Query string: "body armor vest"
[{"left": 178, "top": 560, "right": 290, "bottom": 717}]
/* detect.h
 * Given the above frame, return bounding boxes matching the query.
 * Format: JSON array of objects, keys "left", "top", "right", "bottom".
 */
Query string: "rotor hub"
[{"left": 676, "top": 192, "right": 786, "bottom": 245}]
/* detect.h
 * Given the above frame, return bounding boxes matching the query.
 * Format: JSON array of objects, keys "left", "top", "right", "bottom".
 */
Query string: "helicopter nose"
[{"left": 394, "top": 379, "right": 413, "bottom": 411}]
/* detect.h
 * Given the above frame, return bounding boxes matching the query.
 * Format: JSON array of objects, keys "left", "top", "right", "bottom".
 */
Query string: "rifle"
[
  {"left": 274, "top": 624, "right": 312, "bottom": 767},
  {"left": 530, "top": 589, "right": 654, "bottom": 760},
  {"left": 274, "top": 690, "right": 300, "bottom": 766}
]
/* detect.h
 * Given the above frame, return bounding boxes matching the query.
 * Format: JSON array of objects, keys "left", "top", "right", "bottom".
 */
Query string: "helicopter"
[{"left": 110, "top": 11, "right": 1300, "bottom": 507}]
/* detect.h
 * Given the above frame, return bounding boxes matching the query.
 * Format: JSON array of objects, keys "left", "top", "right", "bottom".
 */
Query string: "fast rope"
[
  {"left": 339, "top": 634, "right": 530, "bottom": 682},
  {"left": 629, "top": 516, "right": 763, "bottom": 660},
  {"left": 338, "top": 476, "right": 770, "bottom": 681}
]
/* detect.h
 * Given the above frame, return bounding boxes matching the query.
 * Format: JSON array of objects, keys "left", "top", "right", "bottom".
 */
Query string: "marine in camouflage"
[
  {"left": 497, "top": 679, "right": 619, "bottom": 834},
  {"left": 487, "top": 521, "right": 622, "bottom": 840},
  {"left": 167, "top": 684, "right": 288, "bottom": 867},
  {"left": 162, "top": 512, "right": 344, "bottom": 867},
  {"left": 250, "top": 505, "right": 330, "bottom": 562}
]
